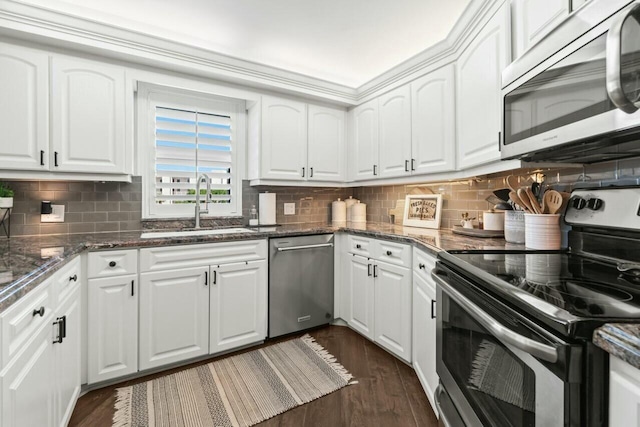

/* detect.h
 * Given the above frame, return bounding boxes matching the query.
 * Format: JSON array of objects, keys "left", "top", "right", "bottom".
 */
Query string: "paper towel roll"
[
  {"left": 345, "top": 196, "right": 359, "bottom": 220},
  {"left": 332, "top": 198, "right": 347, "bottom": 223},
  {"left": 350, "top": 202, "right": 366, "bottom": 223},
  {"left": 259, "top": 192, "right": 276, "bottom": 225}
]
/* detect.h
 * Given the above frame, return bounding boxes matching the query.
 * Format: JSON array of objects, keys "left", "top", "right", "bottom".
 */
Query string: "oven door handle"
[{"left": 432, "top": 271, "right": 559, "bottom": 363}]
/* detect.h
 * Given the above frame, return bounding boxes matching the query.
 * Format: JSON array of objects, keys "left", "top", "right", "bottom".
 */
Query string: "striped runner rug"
[{"left": 112, "top": 334, "right": 355, "bottom": 427}]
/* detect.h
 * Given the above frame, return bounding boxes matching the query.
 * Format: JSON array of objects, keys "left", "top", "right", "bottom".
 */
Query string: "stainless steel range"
[{"left": 432, "top": 187, "right": 640, "bottom": 427}]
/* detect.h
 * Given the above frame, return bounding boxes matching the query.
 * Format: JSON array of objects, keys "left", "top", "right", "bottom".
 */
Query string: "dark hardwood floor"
[{"left": 69, "top": 325, "right": 438, "bottom": 427}]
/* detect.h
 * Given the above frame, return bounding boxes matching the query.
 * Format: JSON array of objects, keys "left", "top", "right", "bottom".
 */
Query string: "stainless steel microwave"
[{"left": 501, "top": 0, "right": 640, "bottom": 163}]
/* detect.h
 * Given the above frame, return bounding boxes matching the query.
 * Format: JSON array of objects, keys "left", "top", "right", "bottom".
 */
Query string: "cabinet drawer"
[
  {"left": 88, "top": 250, "right": 138, "bottom": 278},
  {"left": 413, "top": 248, "right": 437, "bottom": 283},
  {"left": 1, "top": 279, "right": 53, "bottom": 369},
  {"left": 53, "top": 256, "right": 81, "bottom": 305},
  {"left": 140, "top": 240, "right": 268, "bottom": 272},
  {"left": 375, "top": 240, "right": 411, "bottom": 268},
  {"left": 347, "top": 235, "right": 374, "bottom": 257}
]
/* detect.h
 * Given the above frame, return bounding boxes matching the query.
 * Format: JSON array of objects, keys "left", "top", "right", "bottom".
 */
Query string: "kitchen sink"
[{"left": 140, "top": 227, "right": 256, "bottom": 239}]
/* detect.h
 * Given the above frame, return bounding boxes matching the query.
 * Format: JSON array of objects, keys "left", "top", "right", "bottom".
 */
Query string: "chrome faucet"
[{"left": 194, "top": 173, "right": 211, "bottom": 229}]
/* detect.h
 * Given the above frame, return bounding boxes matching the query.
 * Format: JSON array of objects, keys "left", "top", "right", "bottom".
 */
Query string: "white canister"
[
  {"left": 483, "top": 210, "right": 505, "bottom": 231},
  {"left": 350, "top": 202, "right": 367, "bottom": 223},
  {"left": 504, "top": 210, "right": 525, "bottom": 244},
  {"left": 345, "top": 196, "right": 359, "bottom": 221},
  {"left": 332, "top": 198, "right": 347, "bottom": 224},
  {"left": 524, "top": 214, "right": 561, "bottom": 250}
]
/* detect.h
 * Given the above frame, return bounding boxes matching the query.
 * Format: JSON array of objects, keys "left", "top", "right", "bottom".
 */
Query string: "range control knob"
[
  {"left": 571, "top": 197, "right": 587, "bottom": 210},
  {"left": 587, "top": 198, "right": 604, "bottom": 211}
]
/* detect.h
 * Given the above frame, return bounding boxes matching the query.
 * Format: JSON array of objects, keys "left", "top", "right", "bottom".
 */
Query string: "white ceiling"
[{"left": 21, "top": 0, "right": 471, "bottom": 87}]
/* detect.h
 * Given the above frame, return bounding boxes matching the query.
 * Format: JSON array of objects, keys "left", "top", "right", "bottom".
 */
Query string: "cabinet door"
[
  {"left": 411, "top": 64, "right": 456, "bottom": 174},
  {"left": 348, "top": 99, "right": 379, "bottom": 181},
  {"left": 210, "top": 260, "right": 267, "bottom": 354},
  {"left": 457, "top": 3, "right": 510, "bottom": 170},
  {"left": 374, "top": 261, "right": 412, "bottom": 362},
  {"left": 0, "top": 322, "right": 54, "bottom": 427},
  {"left": 308, "top": 105, "right": 345, "bottom": 181},
  {"left": 346, "top": 255, "right": 375, "bottom": 340},
  {"left": 54, "top": 288, "right": 81, "bottom": 427},
  {"left": 139, "top": 267, "right": 209, "bottom": 371},
  {"left": 379, "top": 85, "right": 412, "bottom": 178},
  {"left": 413, "top": 272, "right": 439, "bottom": 414},
  {"left": 260, "top": 96, "right": 307, "bottom": 180},
  {"left": 51, "top": 56, "right": 126, "bottom": 174},
  {"left": 0, "top": 43, "right": 49, "bottom": 171},
  {"left": 610, "top": 357, "right": 640, "bottom": 427},
  {"left": 87, "top": 274, "right": 138, "bottom": 384},
  {"left": 512, "top": 0, "right": 569, "bottom": 59}
]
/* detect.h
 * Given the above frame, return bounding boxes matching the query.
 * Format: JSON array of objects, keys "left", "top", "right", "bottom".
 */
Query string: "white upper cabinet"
[
  {"left": 457, "top": 2, "right": 510, "bottom": 170},
  {"left": 348, "top": 99, "right": 379, "bottom": 181},
  {"left": 51, "top": 56, "right": 126, "bottom": 174},
  {"left": 512, "top": 0, "right": 570, "bottom": 59},
  {"left": 378, "top": 85, "right": 412, "bottom": 178},
  {"left": 0, "top": 43, "right": 49, "bottom": 171},
  {"left": 260, "top": 96, "right": 308, "bottom": 180},
  {"left": 411, "top": 64, "right": 456, "bottom": 174},
  {"left": 307, "top": 105, "right": 346, "bottom": 181}
]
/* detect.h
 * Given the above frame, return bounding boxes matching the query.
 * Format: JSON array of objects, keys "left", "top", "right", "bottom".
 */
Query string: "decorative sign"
[{"left": 402, "top": 194, "right": 443, "bottom": 229}]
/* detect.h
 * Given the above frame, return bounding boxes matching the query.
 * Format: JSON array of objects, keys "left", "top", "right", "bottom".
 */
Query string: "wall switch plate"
[
  {"left": 41, "top": 204, "right": 65, "bottom": 223},
  {"left": 284, "top": 203, "right": 295, "bottom": 215}
]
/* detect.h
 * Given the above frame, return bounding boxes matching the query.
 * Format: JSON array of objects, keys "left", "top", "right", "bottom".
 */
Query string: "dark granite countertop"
[
  {"left": 0, "top": 222, "right": 507, "bottom": 314},
  {"left": 594, "top": 324, "right": 640, "bottom": 369}
]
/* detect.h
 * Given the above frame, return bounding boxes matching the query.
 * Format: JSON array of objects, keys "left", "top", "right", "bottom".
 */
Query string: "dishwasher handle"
[{"left": 276, "top": 243, "right": 334, "bottom": 252}]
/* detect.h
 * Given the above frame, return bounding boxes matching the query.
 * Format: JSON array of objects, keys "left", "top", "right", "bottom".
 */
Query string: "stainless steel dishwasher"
[{"left": 268, "top": 234, "right": 334, "bottom": 338}]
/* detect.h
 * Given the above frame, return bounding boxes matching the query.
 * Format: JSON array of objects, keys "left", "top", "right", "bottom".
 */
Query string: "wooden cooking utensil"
[
  {"left": 517, "top": 188, "right": 535, "bottom": 213},
  {"left": 525, "top": 187, "right": 542, "bottom": 214},
  {"left": 543, "top": 190, "right": 564, "bottom": 214},
  {"left": 509, "top": 191, "right": 527, "bottom": 212},
  {"left": 506, "top": 175, "right": 519, "bottom": 192}
]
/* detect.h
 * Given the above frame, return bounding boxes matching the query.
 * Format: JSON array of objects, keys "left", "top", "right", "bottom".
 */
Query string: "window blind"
[{"left": 154, "top": 106, "right": 233, "bottom": 206}]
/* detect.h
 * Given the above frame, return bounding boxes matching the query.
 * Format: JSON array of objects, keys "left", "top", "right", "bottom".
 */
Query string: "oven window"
[
  {"left": 442, "top": 297, "right": 536, "bottom": 427},
  {"left": 504, "top": 33, "right": 614, "bottom": 145}
]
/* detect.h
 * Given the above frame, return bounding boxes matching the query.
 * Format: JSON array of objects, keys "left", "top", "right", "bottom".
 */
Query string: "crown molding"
[{"left": 0, "top": 0, "right": 502, "bottom": 106}]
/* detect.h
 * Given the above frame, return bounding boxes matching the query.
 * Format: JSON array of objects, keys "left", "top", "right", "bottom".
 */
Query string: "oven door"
[
  {"left": 432, "top": 267, "right": 581, "bottom": 427},
  {"left": 501, "top": 1, "right": 640, "bottom": 163}
]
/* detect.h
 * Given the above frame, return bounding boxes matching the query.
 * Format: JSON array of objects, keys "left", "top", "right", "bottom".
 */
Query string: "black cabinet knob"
[
  {"left": 419, "top": 263, "right": 426, "bottom": 270},
  {"left": 356, "top": 244, "right": 361, "bottom": 249},
  {"left": 32, "top": 306, "right": 45, "bottom": 317},
  {"left": 109, "top": 261, "right": 117, "bottom": 267},
  {"left": 386, "top": 250, "right": 392, "bottom": 256},
  {"left": 69, "top": 274, "right": 77, "bottom": 282}
]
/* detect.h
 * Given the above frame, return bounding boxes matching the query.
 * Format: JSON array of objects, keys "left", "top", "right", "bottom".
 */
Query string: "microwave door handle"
[
  {"left": 431, "top": 271, "right": 559, "bottom": 363},
  {"left": 606, "top": 3, "right": 640, "bottom": 114}
]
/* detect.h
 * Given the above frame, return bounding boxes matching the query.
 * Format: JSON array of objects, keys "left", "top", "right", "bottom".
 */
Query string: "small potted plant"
[{"left": 0, "top": 182, "right": 14, "bottom": 209}]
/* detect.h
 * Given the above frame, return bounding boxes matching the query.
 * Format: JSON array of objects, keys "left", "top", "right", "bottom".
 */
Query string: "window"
[{"left": 138, "top": 84, "right": 244, "bottom": 218}]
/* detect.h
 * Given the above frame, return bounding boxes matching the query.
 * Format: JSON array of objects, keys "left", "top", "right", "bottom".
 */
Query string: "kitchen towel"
[{"left": 259, "top": 192, "right": 276, "bottom": 225}]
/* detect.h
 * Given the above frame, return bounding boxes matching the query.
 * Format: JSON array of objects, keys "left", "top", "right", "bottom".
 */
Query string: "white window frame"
[{"left": 137, "top": 83, "right": 245, "bottom": 219}]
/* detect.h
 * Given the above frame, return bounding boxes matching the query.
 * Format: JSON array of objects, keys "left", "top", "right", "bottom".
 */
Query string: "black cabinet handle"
[
  {"left": 131, "top": 280, "right": 134, "bottom": 296},
  {"left": 419, "top": 263, "right": 426, "bottom": 270},
  {"left": 32, "top": 306, "right": 45, "bottom": 317},
  {"left": 69, "top": 274, "right": 77, "bottom": 282},
  {"left": 53, "top": 316, "right": 64, "bottom": 344},
  {"left": 498, "top": 132, "right": 502, "bottom": 152},
  {"left": 405, "top": 160, "right": 409, "bottom": 172},
  {"left": 431, "top": 300, "right": 436, "bottom": 319},
  {"left": 61, "top": 315, "right": 67, "bottom": 339},
  {"left": 109, "top": 261, "right": 117, "bottom": 267},
  {"left": 373, "top": 264, "right": 378, "bottom": 278},
  {"left": 373, "top": 164, "right": 377, "bottom": 176},
  {"left": 205, "top": 271, "right": 208, "bottom": 286},
  {"left": 386, "top": 250, "right": 392, "bottom": 256},
  {"left": 40, "top": 150, "right": 45, "bottom": 166},
  {"left": 54, "top": 151, "right": 59, "bottom": 167},
  {"left": 302, "top": 167, "right": 305, "bottom": 177},
  {"left": 368, "top": 264, "right": 372, "bottom": 277},
  {"left": 213, "top": 270, "right": 217, "bottom": 285},
  {"left": 310, "top": 167, "right": 313, "bottom": 178},
  {"left": 411, "top": 159, "right": 416, "bottom": 171}
]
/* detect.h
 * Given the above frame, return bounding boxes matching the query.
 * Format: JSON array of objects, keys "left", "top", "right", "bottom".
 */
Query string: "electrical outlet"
[
  {"left": 41, "top": 204, "right": 65, "bottom": 223},
  {"left": 284, "top": 203, "right": 295, "bottom": 215}
]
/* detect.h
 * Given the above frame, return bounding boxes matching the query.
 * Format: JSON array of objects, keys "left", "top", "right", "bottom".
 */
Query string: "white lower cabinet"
[
  {"left": 343, "top": 237, "right": 412, "bottom": 363},
  {"left": 139, "top": 267, "right": 210, "bottom": 370},
  {"left": 87, "top": 273, "right": 138, "bottom": 384},
  {"left": 210, "top": 260, "right": 267, "bottom": 354},
  {"left": 413, "top": 248, "right": 439, "bottom": 413},
  {"left": 610, "top": 356, "right": 640, "bottom": 427}
]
